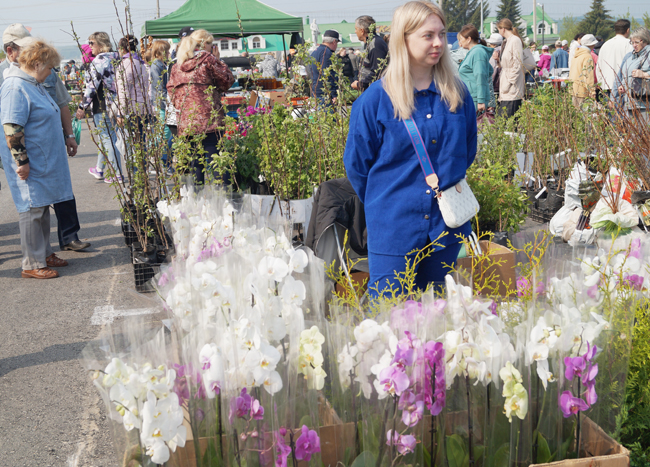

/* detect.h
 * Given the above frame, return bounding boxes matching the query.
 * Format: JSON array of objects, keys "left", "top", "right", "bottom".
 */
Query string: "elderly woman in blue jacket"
[
  {"left": 457, "top": 24, "right": 495, "bottom": 112},
  {"left": 1, "top": 41, "right": 74, "bottom": 279},
  {"left": 344, "top": 0, "right": 477, "bottom": 297},
  {"left": 611, "top": 27, "right": 650, "bottom": 120}
]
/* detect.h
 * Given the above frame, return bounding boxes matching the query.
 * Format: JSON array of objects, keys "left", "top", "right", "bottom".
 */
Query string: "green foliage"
[
  {"left": 618, "top": 9, "right": 642, "bottom": 31},
  {"left": 495, "top": 0, "right": 525, "bottom": 36},
  {"left": 441, "top": 0, "right": 490, "bottom": 34},
  {"left": 577, "top": 0, "right": 615, "bottom": 41},
  {"left": 644, "top": 12, "right": 650, "bottom": 30},
  {"left": 620, "top": 304, "right": 650, "bottom": 457},
  {"left": 467, "top": 160, "right": 529, "bottom": 232},
  {"left": 560, "top": 14, "right": 582, "bottom": 42},
  {"left": 350, "top": 450, "right": 376, "bottom": 467}
]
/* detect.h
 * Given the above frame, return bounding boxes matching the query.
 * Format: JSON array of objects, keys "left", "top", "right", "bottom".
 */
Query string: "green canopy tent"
[{"left": 143, "top": 0, "right": 303, "bottom": 38}]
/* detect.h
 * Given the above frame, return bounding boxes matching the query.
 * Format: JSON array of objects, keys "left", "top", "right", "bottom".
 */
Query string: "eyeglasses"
[
  {"left": 630, "top": 40, "right": 645, "bottom": 45},
  {"left": 88, "top": 41, "right": 94, "bottom": 45}
]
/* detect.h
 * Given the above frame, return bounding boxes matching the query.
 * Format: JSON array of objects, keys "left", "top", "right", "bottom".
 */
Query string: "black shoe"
[{"left": 62, "top": 240, "right": 91, "bottom": 251}]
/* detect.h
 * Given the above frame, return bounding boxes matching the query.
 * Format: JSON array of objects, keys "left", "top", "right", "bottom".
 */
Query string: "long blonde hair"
[
  {"left": 177, "top": 29, "right": 213, "bottom": 65},
  {"left": 383, "top": 1, "right": 465, "bottom": 119}
]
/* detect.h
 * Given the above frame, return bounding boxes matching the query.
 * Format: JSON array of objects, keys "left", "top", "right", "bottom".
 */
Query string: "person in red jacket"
[{"left": 167, "top": 29, "right": 235, "bottom": 184}]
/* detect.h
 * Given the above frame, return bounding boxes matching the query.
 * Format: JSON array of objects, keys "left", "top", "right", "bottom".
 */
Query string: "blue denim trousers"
[
  {"left": 368, "top": 241, "right": 462, "bottom": 299},
  {"left": 93, "top": 112, "right": 121, "bottom": 173}
]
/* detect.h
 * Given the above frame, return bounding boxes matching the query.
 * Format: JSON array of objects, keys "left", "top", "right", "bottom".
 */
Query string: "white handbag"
[{"left": 403, "top": 119, "right": 480, "bottom": 229}]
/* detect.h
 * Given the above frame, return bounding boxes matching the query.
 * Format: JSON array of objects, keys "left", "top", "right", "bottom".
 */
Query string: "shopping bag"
[{"left": 72, "top": 117, "right": 82, "bottom": 145}]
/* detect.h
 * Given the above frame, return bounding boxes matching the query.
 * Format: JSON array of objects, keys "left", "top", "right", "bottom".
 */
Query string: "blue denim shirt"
[
  {"left": 343, "top": 79, "right": 477, "bottom": 256},
  {"left": 0, "top": 67, "right": 73, "bottom": 212}
]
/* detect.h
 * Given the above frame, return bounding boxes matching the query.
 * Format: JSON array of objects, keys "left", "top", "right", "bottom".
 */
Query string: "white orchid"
[
  {"left": 287, "top": 248, "right": 309, "bottom": 274},
  {"left": 281, "top": 275, "right": 306, "bottom": 306},
  {"left": 258, "top": 256, "right": 289, "bottom": 282}
]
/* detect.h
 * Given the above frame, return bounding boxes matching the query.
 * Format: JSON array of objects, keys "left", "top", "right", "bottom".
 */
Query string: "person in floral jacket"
[
  {"left": 167, "top": 29, "right": 235, "bottom": 184},
  {"left": 75, "top": 31, "right": 121, "bottom": 181}
]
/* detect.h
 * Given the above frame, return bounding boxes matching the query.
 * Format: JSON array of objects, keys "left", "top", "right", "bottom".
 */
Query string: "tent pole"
[{"left": 282, "top": 34, "right": 288, "bottom": 74}]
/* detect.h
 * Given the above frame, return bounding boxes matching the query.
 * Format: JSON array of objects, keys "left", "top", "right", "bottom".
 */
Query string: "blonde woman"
[
  {"left": 76, "top": 31, "right": 121, "bottom": 180},
  {"left": 343, "top": 0, "right": 477, "bottom": 297},
  {"left": 496, "top": 18, "right": 524, "bottom": 117},
  {"left": 167, "top": 29, "right": 235, "bottom": 184},
  {"left": 1, "top": 41, "right": 74, "bottom": 278}
]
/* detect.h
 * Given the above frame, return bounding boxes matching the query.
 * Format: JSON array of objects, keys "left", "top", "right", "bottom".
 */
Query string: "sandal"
[
  {"left": 46, "top": 253, "right": 68, "bottom": 267},
  {"left": 21, "top": 267, "right": 59, "bottom": 279}
]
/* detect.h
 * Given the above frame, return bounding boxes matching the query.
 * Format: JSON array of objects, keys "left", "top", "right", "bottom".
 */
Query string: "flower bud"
[
  {"left": 251, "top": 430, "right": 259, "bottom": 438},
  {"left": 279, "top": 427, "right": 287, "bottom": 437},
  {"left": 240, "top": 432, "right": 248, "bottom": 441}
]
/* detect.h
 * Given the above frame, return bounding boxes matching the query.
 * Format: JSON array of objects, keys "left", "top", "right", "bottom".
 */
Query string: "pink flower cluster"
[
  {"left": 273, "top": 425, "right": 321, "bottom": 467},
  {"left": 560, "top": 342, "right": 598, "bottom": 418},
  {"left": 229, "top": 388, "right": 264, "bottom": 422},
  {"left": 516, "top": 276, "right": 546, "bottom": 297},
  {"left": 378, "top": 328, "right": 447, "bottom": 457}
]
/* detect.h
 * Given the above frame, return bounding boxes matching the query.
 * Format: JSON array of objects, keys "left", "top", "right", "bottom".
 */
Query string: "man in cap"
[
  {"left": 550, "top": 39, "right": 569, "bottom": 74},
  {"left": 596, "top": 19, "right": 632, "bottom": 99},
  {"left": 352, "top": 15, "right": 388, "bottom": 91},
  {"left": 307, "top": 29, "right": 341, "bottom": 102},
  {"left": 1, "top": 23, "right": 91, "bottom": 252}
]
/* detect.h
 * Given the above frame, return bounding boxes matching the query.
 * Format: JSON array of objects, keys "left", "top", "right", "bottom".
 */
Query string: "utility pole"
[
  {"left": 156, "top": 0, "right": 160, "bottom": 18},
  {"left": 533, "top": 0, "right": 537, "bottom": 43},
  {"left": 478, "top": 0, "right": 485, "bottom": 37},
  {"left": 542, "top": 3, "right": 545, "bottom": 46}
]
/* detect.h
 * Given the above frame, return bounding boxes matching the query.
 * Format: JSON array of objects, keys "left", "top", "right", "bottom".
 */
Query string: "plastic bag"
[
  {"left": 72, "top": 117, "right": 81, "bottom": 145},
  {"left": 549, "top": 205, "right": 578, "bottom": 238},
  {"left": 590, "top": 198, "right": 638, "bottom": 230}
]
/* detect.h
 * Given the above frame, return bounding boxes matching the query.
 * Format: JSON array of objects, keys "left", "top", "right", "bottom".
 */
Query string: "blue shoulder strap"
[{"left": 403, "top": 118, "right": 438, "bottom": 189}]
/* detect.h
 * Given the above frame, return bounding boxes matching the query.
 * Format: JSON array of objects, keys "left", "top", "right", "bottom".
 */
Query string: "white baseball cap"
[
  {"left": 561, "top": 39, "right": 568, "bottom": 46},
  {"left": 486, "top": 33, "right": 503, "bottom": 45},
  {"left": 3, "top": 23, "right": 35, "bottom": 48}
]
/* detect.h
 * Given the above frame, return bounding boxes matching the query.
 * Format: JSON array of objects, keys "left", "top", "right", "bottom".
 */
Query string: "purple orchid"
[
  {"left": 386, "top": 430, "right": 416, "bottom": 455},
  {"left": 422, "top": 341, "right": 446, "bottom": 415},
  {"left": 516, "top": 277, "right": 531, "bottom": 297},
  {"left": 172, "top": 364, "right": 191, "bottom": 405},
  {"left": 379, "top": 365, "right": 410, "bottom": 396},
  {"left": 274, "top": 431, "right": 292, "bottom": 467},
  {"left": 251, "top": 398, "right": 264, "bottom": 420},
  {"left": 392, "top": 332, "right": 420, "bottom": 369},
  {"left": 294, "top": 425, "right": 321, "bottom": 461},
  {"left": 402, "top": 400, "right": 425, "bottom": 427},
  {"left": 629, "top": 238, "right": 642, "bottom": 259},
  {"left": 229, "top": 388, "right": 252, "bottom": 421},
  {"left": 564, "top": 356, "right": 587, "bottom": 380},
  {"left": 587, "top": 284, "right": 600, "bottom": 300},
  {"left": 584, "top": 383, "right": 598, "bottom": 406},
  {"left": 622, "top": 273, "right": 644, "bottom": 291},
  {"left": 559, "top": 391, "right": 590, "bottom": 418},
  {"left": 195, "top": 408, "right": 205, "bottom": 422}
]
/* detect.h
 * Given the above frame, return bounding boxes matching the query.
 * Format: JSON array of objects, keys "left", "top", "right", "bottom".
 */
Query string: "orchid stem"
[
  {"left": 466, "top": 374, "right": 474, "bottom": 467},
  {"left": 430, "top": 362, "right": 437, "bottom": 467},
  {"left": 375, "top": 396, "right": 392, "bottom": 467},
  {"left": 350, "top": 370, "right": 360, "bottom": 459},
  {"left": 576, "top": 380, "right": 581, "bottom": 458},
  {"left": 233, "top": 429, "right": 242, "bottom": 467}
]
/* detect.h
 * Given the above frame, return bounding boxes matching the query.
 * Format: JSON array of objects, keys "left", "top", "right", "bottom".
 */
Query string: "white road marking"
[{"left": 91, "top": 305, "right": 157, "bottom": 325}]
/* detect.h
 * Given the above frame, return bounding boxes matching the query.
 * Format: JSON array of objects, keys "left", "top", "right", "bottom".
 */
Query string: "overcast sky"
[{"left": 2, "top": 0, "right": 649, "bottom": 47}]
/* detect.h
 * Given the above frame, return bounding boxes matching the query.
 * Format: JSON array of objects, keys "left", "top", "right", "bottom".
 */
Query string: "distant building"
[
  {"left": 221, "top": 18, "right": 392, "bottom": 58},
  {"left": 482, "top": 6, "right": 560, "bottom": 45}
]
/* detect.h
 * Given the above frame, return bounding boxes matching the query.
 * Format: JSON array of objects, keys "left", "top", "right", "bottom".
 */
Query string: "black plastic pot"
[{"left": 131, "top": 242, "right": 166, "bottom": 293}]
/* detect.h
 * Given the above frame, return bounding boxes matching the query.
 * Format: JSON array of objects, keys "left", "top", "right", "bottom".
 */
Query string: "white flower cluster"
[
  {"left": 299, "top": 326, "right": 327, "bottom": 390},
  {"left": 157, "top": 188, "right": 320, "bottom": 397},
  {"left": 442, "top": 276, "right": 516, "bottom": 389},
  {"left": 337, "top": 319, "right": 398, "bottom": 398},
  {"left": 499, "top": 362, "right": 528, "bottom": 422},
  {"left": 96, "top": 358, "right": 186, "bottom": 464}
]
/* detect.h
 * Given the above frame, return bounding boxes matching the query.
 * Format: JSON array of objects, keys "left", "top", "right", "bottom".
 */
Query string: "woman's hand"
[
  {"left": 75, "top": 108, "right": 86, "bottom": 119},
  {"left": 618, "top": 85, "right": 625, "bottom": 95},
  {"left": 631, "top": 69, "right": 649, "bottom": 79},
  {"left": 477, "top": 103, "right": 486, "bottom": 112},
  {"left": 16, "top": 163, "right": 30, "bottom": 180}
]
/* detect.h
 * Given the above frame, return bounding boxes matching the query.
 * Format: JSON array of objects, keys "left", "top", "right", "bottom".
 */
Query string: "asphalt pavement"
[{"left": 0, "top": 126, "right": 165, "bottom": 467}]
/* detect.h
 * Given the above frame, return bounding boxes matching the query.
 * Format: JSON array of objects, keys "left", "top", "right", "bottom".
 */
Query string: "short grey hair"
[
  {"left": 355, "top": 15, "right": 376, "bottom": 34},
  {"left": 3, "top": 41, "right": 18, "bottom": 53},
  {"left": 323, "top": 36, "right": 337, "bottom": 45},
  {"left": 630, "top": 28, "right": 650, "bottom": 45}
]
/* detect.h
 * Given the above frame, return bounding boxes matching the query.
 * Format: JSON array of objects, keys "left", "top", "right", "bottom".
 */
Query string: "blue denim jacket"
[{"left": 343, "top": 79, "right": 477, "bottom": 255}]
